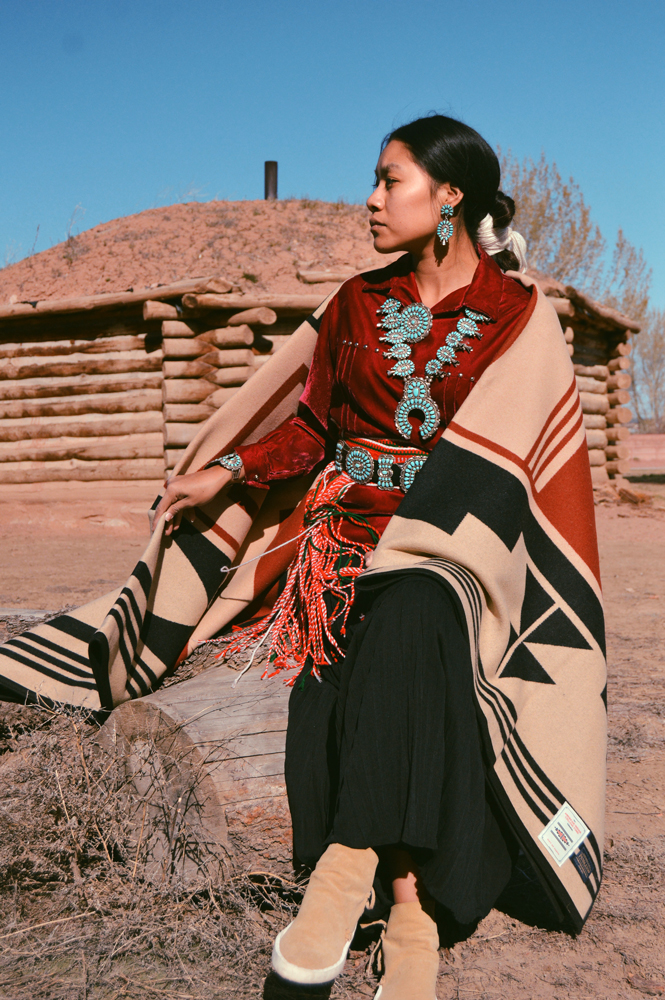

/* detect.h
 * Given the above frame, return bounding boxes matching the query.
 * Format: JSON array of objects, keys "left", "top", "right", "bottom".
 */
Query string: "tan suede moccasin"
[
  {"left": 374, "top": 900, "right": 439, "bottom": 999},
  {"left": 271, "top": 843, "right": 379, "bottom": 985}
]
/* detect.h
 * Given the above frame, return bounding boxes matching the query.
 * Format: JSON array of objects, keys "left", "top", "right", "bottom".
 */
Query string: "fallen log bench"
[{"left": 100, "top": 663, "right": 291, "bottom": 882}]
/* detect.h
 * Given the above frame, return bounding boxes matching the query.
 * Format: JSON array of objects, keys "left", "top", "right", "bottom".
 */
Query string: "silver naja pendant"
[{"left": 394, "top": 377, "right": 441, "bottom": 441}]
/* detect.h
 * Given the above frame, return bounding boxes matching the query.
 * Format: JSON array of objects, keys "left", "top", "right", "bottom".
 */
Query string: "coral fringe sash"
[{"left": 214, "top": 463, "right": 379, "bottom": 683}]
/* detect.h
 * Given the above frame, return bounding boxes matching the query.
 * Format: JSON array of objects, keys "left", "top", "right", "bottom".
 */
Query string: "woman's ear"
[{"left": 437, "top": 182, "right": 464, "bottom": 210}]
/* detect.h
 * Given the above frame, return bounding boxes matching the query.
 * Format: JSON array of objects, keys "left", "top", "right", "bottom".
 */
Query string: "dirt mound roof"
[{"left": 0, "top": 199, "right": 386, "bottom": 304}]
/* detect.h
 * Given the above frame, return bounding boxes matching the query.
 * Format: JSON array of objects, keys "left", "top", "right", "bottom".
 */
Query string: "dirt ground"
[
  {"left": 0, "top": 481, "right": 156, "bottom": 614},
  {"left": 0, "top": 481, "right": 663, "bottom": 998}
]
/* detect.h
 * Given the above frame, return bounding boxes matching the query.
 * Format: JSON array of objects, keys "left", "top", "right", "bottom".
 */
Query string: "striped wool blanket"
[
  {"left": 0, "top": 276, "right": 605, "bottom": 929},
  {"left": 358, "top": 278, "right": 606, "bottom": 931}
]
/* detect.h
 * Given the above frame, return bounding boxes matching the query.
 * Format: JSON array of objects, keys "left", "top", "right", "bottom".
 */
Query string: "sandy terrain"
[
  {"left": 0, "top": 483, "right": 663, "bottom": 997},
  {"left": 0, "top": 481, "right": 155, "bottom": 614}
]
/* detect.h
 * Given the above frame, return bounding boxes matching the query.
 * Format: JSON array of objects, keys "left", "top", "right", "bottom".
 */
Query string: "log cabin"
[{"left": 0, "top": 269, "right": 640, "bottom": 486}]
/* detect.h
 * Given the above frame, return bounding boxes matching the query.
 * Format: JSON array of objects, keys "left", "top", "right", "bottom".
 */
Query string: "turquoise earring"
[{"left": 437, "top": 204, "right": 454, "bottom": 246}]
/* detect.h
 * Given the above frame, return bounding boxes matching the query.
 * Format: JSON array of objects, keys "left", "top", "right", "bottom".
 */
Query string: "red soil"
[{"left": 0, "top": 199, "right": 391, "bottom": 304}]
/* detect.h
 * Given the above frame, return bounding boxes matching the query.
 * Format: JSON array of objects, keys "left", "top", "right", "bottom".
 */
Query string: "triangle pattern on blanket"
[
  {"left": 520, "top": 567, "right": 555, "bottom": 633},
  {"left": 526, "top": 608, "right": 593, "bottom": 650},
  {"left": 500, "top": 641, "right": 555, "bottom": 685},
  {"left": 508, "top": 623, "right": 520, "bottom": 649}
]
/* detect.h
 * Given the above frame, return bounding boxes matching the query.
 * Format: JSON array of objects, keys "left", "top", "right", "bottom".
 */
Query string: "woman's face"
[{"left": 367, "top": 139, "right": 461, "bottom": 253}]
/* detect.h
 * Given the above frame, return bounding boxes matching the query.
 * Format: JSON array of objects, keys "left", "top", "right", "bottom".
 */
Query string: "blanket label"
[{"left": 538, "top": 803, "right": 590, "bottom": 866}]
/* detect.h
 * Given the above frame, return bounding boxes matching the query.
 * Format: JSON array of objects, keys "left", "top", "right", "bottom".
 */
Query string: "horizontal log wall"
[
  {"left": 604, "top": 336, "right": 633, "bottom": 477},
  {"left": 0, "top": 304, "right": 165, "bottom": 483},
  {"left": 559, "top": 296, "right": 634, "bottom": 483},
  {"left": 0, "top": 280, "right": 321, "bottom": 483},
  {"left": 160, "top": 304, "right": 309, "bottom": 471}
]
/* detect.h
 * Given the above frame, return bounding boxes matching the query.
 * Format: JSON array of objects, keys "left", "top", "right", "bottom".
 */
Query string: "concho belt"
[{"left": 334, "top": 437, "right": 427, "bottom": 493}]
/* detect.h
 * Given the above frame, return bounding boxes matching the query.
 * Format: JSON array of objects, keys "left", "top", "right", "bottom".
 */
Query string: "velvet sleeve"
[{"left": 236, "top": 298, "right": 337, "bottom": 488}]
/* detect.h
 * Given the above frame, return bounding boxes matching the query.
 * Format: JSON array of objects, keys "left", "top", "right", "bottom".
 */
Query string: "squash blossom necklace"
[{"left": 377, "top": 297, "right": 489, "bottom": 440}]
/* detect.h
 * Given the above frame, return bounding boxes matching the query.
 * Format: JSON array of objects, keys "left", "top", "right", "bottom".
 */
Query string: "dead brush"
[{"left": 0, "top": 701, "right": 305, "bottom": 999}]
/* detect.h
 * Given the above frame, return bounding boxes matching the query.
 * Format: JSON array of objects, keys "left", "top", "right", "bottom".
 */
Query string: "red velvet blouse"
[{"left": 237, "top": 250, "right": 531, "bottom": 532}]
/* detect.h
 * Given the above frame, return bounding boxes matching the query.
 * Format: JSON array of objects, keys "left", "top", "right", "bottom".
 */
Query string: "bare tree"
[
  {"left": 631, "top": 309, "right": 665, "bottom": 432},
  {"left": 499, "top": 150, "right": 651, "bottom": 321},
  {"left": 603, "top": 230, "right": 651, "bottom": 323}
]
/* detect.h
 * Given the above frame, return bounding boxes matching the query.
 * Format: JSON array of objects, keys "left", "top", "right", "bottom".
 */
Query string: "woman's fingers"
[
  {"left": 154, "top": 483, "right": 181, "bottom": 524},
  {"left": 152, "top": 467, "right": 232, "bottom": 535},
  {"left": 163, "top": 497, "right": 189, "bottom": 535},
  {"left": 154, "top": 484, "right": 187, "bottom": 534}
]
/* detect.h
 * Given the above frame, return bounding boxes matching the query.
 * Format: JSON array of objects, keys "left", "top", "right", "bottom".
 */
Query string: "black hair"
[{"left": 384, "top": 115, "right": 520, "bottom": 271}]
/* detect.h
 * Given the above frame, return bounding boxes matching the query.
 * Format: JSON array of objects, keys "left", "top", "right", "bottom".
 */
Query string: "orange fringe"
[{"left": 214, "top": 464, "right": 378, "bottom": 683}]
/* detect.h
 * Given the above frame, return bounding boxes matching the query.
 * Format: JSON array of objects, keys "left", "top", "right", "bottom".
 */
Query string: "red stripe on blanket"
[
  {"left": 447, "top": 421, "right": 598, "bottom": 580},
  {"left": 192, "top": 508, "right": 241, "bottom": 552},
  {"left": 532, "top": 406, "right": 584, "bottom": 484},
  {"left": 448, "top": 422, "right": 533, "bottom": 484},
  {"left": 536, "top": 441, "right": 600, "bottom": 585},
  {"left": 526, "top": 377, "right": 578, "bottom": 468}
]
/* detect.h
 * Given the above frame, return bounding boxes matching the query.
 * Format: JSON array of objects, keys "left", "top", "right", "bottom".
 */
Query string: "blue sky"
[{"left": 1, "top": 0, "right": 664, "bottom": 306}]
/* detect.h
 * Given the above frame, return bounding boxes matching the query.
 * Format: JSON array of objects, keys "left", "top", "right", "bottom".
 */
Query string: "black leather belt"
[{"left": 334, "top": 439, "right": 427, "bottom": 493}]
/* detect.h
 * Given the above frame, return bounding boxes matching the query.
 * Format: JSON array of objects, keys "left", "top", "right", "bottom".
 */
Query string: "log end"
[{"left": 99, "top": 665, "right": 293, "bottom": 882}]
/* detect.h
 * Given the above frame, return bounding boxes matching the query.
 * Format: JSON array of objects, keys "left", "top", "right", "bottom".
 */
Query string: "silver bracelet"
[{"left": 209, "top": 451, "right": 243, "bottom": 481}]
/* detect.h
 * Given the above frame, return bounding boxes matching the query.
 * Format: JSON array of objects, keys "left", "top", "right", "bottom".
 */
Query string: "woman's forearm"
[{"left": 236, "top": 416, "right": 327, "bottom": 488}]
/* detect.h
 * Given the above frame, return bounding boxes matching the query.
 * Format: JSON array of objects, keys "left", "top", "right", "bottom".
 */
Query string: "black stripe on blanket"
[
  {"left": 18, "top": 632, "right": 91, "bottom": 667},
  {"left": 396, "top": 440, "right": 606, "bottom": 654},
  {"left": 306, "top": 310, "right": 325, "bottom": 333},
  {"left": 0, "top": 644, "right": 96, "bottom": 689},
  {"left": 2, "top": 638, "right": 94, "bottom": 680},
  {"left": 173, "top": 518, "right": 233, "bottom": 602},
  {"left": 47, "top": 615, "right": 98, "bottom": 645}
]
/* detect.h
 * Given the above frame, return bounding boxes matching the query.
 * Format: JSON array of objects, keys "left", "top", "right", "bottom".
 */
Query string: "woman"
[{"left": 153, "top": 116, "right": 604, "bottom": 998}]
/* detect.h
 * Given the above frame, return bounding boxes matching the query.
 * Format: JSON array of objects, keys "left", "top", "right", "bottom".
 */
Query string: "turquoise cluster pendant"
[
  {"left": 377, "top": 298, "right": 488, "bottom": 441},
  {"left": 394, "top": 377, "right": 440, "bottom": 440}
]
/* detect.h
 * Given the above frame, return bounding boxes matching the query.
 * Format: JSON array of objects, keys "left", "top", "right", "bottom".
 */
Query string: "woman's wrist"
[
  {"left": 207, "top": 464, "right": 234, "bottom": 487},
  {"left": 206, "top": 451, "right": 245, "bottom": 481}
]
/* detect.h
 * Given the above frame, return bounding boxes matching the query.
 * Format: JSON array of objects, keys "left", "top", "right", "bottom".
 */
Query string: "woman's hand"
[{"left": 153, "top": 465, "right": 235, "bottom": 536}]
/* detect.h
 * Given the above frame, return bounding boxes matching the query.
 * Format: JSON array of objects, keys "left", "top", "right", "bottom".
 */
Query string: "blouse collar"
[{"left": 361, "top": 247, "right": 504, "bottom": 323}]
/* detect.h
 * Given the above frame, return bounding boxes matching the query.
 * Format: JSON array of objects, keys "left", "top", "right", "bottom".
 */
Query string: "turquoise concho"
[
  {"left": 378, "top": 299, "right": 432, "bottom": 344},
  {"left": 400, "top": 456, "right": 427, "bottom": 492},
  {"left": 377, "top": 454, "right": 395, "bottom": 491},
  {"left": 398, "top": 303, "right": 433, "bottom": 343},
  {"left": 345, "top": 446, "right": 373, "bottom": 484}
]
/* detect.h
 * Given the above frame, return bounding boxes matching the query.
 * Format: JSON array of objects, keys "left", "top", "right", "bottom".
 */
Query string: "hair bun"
[
  {"left": 491, "top": 191, "right": 515, "bottom": 230},
  {"left": 477, "top": 195, "right": 528, "bottom": 272}
]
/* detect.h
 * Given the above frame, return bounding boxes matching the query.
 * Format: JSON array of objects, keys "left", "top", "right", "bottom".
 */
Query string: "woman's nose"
[{"left": 367, "top": 188, "right": 382, "bottom": 211}]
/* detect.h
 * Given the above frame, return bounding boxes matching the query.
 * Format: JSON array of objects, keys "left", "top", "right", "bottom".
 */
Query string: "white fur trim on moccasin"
[{"left": 271, "top": 923, "right": 351, "bottom": 985}]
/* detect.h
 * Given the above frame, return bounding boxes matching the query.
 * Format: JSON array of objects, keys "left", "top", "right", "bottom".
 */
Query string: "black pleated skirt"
[{"left": 284, "top": 573, "right": 516, "bottom": 927}]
